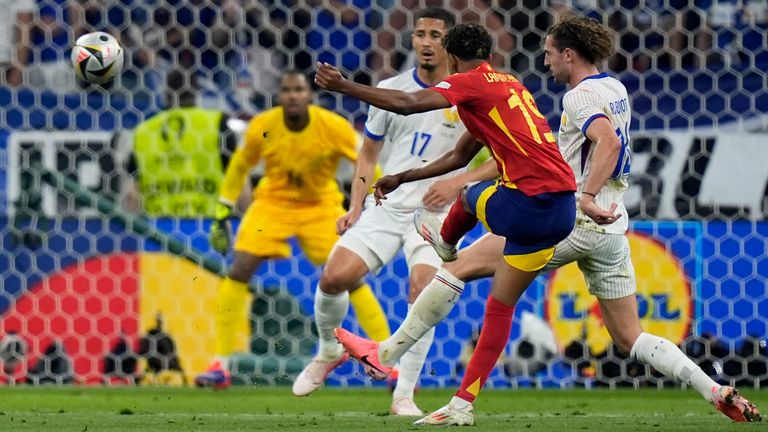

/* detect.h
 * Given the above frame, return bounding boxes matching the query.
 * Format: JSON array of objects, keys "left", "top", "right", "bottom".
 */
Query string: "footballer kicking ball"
[{"left": 71, "top": 32, "right": 124, "bottom": 84}]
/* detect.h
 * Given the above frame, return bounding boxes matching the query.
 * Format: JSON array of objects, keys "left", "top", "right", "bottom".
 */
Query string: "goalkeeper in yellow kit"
[{"left": 195, "top": 71, "right": 390, "bottom": 388}]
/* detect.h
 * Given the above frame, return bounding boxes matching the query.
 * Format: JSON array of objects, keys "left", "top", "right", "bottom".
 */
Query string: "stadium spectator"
[
  {"left": 209, "top": 0, "right": 284, "bottom": 115},
  {"left": 194, "top": 70, "right": 390, "bottom": 389},
  {"left": 0, "top": 0, "right": 35, "bottom": 87},
  {"left": 123, "top": 69, "right": 237, "bottom": 217},
  {"left": 696, "top": 0, "right": 768, "bottom": 67},
  {"left": 334, "top": 16, "right": 763, "bottom": 426}
]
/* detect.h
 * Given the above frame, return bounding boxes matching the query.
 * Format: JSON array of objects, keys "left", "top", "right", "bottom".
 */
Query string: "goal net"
[{"left": 0, "top": 0, "right": 766, "bottom": 389}]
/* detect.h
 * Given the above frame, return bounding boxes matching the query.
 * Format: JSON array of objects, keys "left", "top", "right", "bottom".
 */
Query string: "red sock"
[
  {"left": 455, "top": 296, "right": 515, "bottom": 403},
  {"left": 440, "top": 198, "right": 477, "bottom": 245}
]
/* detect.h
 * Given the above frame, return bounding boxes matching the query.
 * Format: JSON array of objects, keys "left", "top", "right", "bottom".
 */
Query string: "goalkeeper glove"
[{"left": 209, "top": 201, "right": 234, "bottom": 254}]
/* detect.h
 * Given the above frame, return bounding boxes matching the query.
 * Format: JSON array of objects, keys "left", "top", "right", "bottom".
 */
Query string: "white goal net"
[{"left": 0, "top": 0, "right": 766, "bottom": 389}]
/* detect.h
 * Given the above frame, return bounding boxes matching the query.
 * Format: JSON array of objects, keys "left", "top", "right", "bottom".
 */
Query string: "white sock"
[
  {"left": 630, "top": 332, "right": 718, "bottom": 401},
  {"left": 314, "top": 288, "right": 349, "bottom": 361},
  {"left": 379, "top": 267, "right": 464, "bottom": 366},
  {"left": 393, "top": 304, "right": 436, "bottom": 400},
  {"left": 450, "top": 395, "right": 473, "bottom": 409}
]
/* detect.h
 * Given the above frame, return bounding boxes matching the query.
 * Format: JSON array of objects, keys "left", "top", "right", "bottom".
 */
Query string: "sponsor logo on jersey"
[{"left": 544, "top": 232, "right": 691, "bottom": 354}]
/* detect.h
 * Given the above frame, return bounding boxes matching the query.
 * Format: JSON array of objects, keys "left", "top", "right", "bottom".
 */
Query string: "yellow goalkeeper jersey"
[{"left": 219, "top": 105, "right": 358, "bottom": 205}]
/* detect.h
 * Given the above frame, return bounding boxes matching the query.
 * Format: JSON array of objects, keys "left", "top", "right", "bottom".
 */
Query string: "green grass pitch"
[{"left": 0, "top": 387, "right": 764, "bottom": 431}]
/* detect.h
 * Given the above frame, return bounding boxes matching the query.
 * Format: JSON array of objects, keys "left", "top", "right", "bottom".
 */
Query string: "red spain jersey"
[{"left": 431, "top": 63, "right": 576, "bottom": 195}]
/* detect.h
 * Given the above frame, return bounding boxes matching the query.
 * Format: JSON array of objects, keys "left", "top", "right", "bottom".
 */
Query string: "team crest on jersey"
[
  {"left": 442, "top": 107, "right": 460, "bottom": 128},
  {"left": 559, "top": 113, "right": 568, "bottom": 132},
  {"left": 544, "top": 232, "right": 691, "bottom": 355}
]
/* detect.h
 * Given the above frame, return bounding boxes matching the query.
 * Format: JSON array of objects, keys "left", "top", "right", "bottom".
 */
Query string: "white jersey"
[
  {"left": 558, "top": 73, "right": 631, "bottom": 234},
  {"left": 364, "top": 68, "right": 467, "bottom": 211}
]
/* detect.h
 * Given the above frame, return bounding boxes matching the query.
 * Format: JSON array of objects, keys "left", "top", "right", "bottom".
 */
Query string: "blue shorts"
[{"left": 465, "top": 180, "right": 575, "bottom": 271}]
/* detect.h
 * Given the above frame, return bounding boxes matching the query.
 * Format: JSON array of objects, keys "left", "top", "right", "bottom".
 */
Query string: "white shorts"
[
  {"left": 543, "top": 226, "right": 636, "bottom": 300},
  {"left": 334, "top": 198, "right": 443, "bottom": 273}
]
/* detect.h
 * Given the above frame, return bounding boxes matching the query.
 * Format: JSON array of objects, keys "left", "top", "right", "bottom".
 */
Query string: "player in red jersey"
[{"left": 316, "top": 23, "right": 577, "bottom": 426}]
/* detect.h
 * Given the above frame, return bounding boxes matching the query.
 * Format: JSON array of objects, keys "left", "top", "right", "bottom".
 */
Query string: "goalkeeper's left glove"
[{"left": 209, "top": 201, "right": 234, "bottom": 254}]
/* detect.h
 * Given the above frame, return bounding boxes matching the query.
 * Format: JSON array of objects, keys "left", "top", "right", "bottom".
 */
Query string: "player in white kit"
[
  {"left": 336, "top": 15, "right": 761, "bottom": 425},
  {"left": 291, "top": 7, "right": 497, "bottom": 416}
]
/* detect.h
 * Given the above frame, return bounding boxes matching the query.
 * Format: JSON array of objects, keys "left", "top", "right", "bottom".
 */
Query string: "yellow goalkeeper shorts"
[{"left": 233, "top": 199, "right": 344, "bottom": 265}]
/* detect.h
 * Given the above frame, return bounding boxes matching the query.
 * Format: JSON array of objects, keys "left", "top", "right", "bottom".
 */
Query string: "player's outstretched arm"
[
  {"left": 372, "top": 132, "right": 484, "bottom": 204},
  {"left": 315, "top": 62, "right": 451, "bottom": 115}
]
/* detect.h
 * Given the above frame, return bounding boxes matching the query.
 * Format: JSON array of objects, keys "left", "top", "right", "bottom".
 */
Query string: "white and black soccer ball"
[
  {"left": 504, "top": 312, "right": 559, "bottom": 376},
  {"left": 71, "top": 32, "right": 124, "bottom": 84}
]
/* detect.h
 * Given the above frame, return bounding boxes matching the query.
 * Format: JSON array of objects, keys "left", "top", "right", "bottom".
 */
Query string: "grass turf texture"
[{"left": 0, "top": 387, "right": 764, "bottom": 431}]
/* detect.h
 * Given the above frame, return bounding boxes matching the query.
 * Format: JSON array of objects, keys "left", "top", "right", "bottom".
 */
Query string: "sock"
[
  {"left": 393, "top": 304, "right": 436, "bottom": 400},
  {"left": 449, "top": 396, "right": 472, "bottom": 410},
  {"left": 213, "top": 356, "right": 230, "bottom": 371},
  {"left": 440, "top": 198, "right": 478, "bottom": 245},
  {"left": 455, "top": 296, "right": 514, "bottom": 403},
  {"left": 314, "top": 287, "right": 349, "bottom": 360},
  {"left": 630, "top": 332, "right": 718, "bottom": 402},
  {"left": 379, "top": 267, "right": 465, "bottom": 365},
  {"left": 349, "top": 283, "right": 391, "bottom": 342},
  {"left": 214, "top": 278, "right": 251, "bottom": 359}
]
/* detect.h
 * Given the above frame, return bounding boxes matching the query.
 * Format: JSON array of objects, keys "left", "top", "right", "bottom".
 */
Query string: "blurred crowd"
[{"left": 1, "top": 0, "right": 766, "bottom": 118}]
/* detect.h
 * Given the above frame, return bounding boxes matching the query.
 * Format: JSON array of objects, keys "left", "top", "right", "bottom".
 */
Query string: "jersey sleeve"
[
  {"left": 334, "top": 116, "right": 359, "bottom": 162},
  {"left": 363, "top": 104, "right": 388, "bottom": 141},
  {"left": 218, "top": 116, "right": 263, "bottom": 204},
  {"left": 431, "top": 72, "right": 478, "bottom": 106},
  {"left": 240, "top": 117, "right": 265, "bottom": 165},
  {"left": 363, "top": 82, "right": 390, "bottom": 141},
  {"left": 562, "top": 88, "right": 609, "bottom": 136}
]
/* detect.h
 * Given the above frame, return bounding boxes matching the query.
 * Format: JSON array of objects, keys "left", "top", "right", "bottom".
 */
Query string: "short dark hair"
[
  {"left": 280, "top": 69, "right": 311, "bottom": 90},
  {"left": 281, "top": 69, "right": 307, "bottom": 81},
  {"left": 415, "top": 6, "right": 456, "bottom": 28},
  {"left": 443, "top": 23, "right": 492, "bottom": 61},
  {"left": 546, "top": 15, "right": 614, "bottom": 64}
]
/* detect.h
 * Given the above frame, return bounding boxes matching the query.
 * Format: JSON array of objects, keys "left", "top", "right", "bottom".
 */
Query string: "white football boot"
[
  {"left": 292, "top": 353, "right": 348, "bottom": 396},
  {"left": 414, "top": 209, "right": 458, "bottom": 262},
  {"left": 413, "top": 400, "right": 474, "bottom": 426},
  {"left": 390, "top": 397, "right": 425, "bottom": 416}
]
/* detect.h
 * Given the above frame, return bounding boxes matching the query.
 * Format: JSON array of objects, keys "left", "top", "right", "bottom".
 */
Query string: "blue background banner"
[{"left": 1, "top": 218, "right": 765, "bottom": 386}]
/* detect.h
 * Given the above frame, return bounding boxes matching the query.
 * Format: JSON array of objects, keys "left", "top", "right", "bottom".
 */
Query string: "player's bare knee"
[
  {"left": 407, "top": 276, "right": 430, "bottom": 302},
  {"left": 228, "top": 254, "right": 261, "bottom": 282},
  {"left": 227, "top": 269, "right": 250, "bottom": 283},
  {"left": 444, "top": 256, "right": 492, "bottom": 282},
  {"left": 319, "top": 267, "right": 356, "bottom": 295},
  {"left": 408, "top": 264, "right": 438, "bottom": 302},
  {"left": 443, "top": 259, "right": 471, "bottom": 282}
]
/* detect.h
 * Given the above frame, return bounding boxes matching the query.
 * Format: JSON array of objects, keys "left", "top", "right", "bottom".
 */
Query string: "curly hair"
[
  {"left": 547, "top": 15, "right": 614, "bottom": 64},
  {"left": 443, "top": 23, "right": 492, "bottom": 61}
]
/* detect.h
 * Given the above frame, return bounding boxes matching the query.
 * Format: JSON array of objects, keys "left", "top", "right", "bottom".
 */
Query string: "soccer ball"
[{"left": 71, "top": 32, "right": 124, "bottom": 84}]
